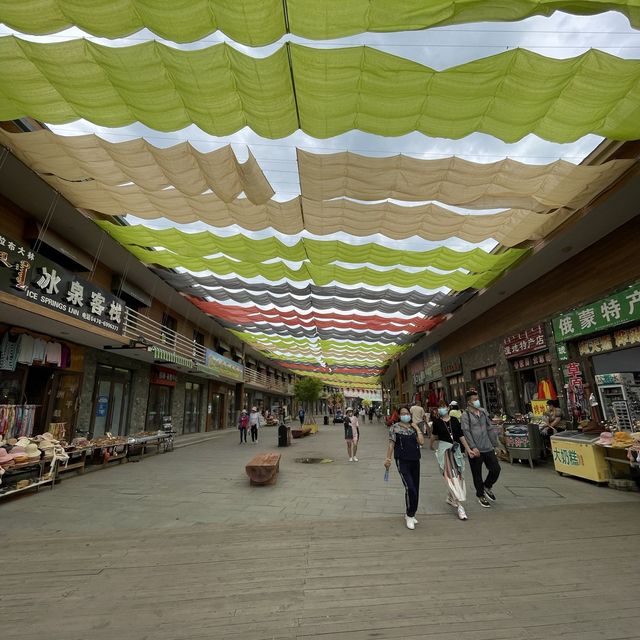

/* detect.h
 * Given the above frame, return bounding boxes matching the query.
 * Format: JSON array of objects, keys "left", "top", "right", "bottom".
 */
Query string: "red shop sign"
[
  {"left": 503, "top": 323, "right": 548, "bottom": 358},
  {"left": 151, "top": 366, "right": 178, "bottom": 387}
]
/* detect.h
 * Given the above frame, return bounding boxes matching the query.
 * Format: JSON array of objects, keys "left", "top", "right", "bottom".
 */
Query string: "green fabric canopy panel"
[
  {"left": 1, "top": 1, "right": 638, "bottom": 45},
  {"left": 123, "top": 245, "right": 501, "bottom": 290},
  {"left": 96, "top": 222, "right": 526, "bottom": 272},
  {"left": 1, "top": 38, "right": 640, "bottom": 142}
]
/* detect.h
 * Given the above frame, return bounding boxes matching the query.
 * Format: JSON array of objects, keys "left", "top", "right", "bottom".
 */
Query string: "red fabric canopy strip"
[{"left": 189, "top": 297, "right": 443, "bottom": 333}]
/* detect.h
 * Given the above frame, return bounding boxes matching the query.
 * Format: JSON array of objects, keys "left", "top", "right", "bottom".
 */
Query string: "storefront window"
[
  {"left": 473, "top": 366, "right": 502, "bottom": 416},
  {"left": 448, "top": 375, "right": 466, "bottom": 405},
  {"left": 91, "top": 366, "right": 132, "bottom": 438},
  {"left": 146, "top": 384, "right": 173, "bottom": 432},
  {"left": 183, "top": 381, "right": 202, "bottom": 434}
]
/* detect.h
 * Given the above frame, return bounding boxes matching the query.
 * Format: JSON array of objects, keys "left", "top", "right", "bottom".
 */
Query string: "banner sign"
[
  {"left": 553, "top": 282, "right": 640, "bottom": 342},
  {"left": 422, "top": 346, "right": 442, "bottom": 382},
  {"left": 203, "top": 349, "right": 244, "bottom": 382},
  {"left": 442, "top": 357, "right": 462, "bottom": 376},
  {"left": 503, "top": 323, "right": 547, "bottom": 358},
  {"left": 0, "top": 232, "right": 125, "bottom": 334},
  {"left": 150, "top": 366, "right": 178, "bottom": 387}
]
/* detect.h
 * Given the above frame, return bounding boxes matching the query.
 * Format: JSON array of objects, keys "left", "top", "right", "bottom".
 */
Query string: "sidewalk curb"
[{"left": 173, "top": 429, "right": 235, "bottom": 450}]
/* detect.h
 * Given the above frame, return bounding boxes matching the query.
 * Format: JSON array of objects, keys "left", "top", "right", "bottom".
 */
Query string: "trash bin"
[
  {"left": 323, "top": 415, "right": 329, "bottom": 425},
  {"left": 278, "top": 423, "right": 289, "bottom": 447}
]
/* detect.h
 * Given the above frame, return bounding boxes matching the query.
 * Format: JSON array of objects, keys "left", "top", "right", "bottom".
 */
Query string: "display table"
[
  {"left": 550, "top": 432, "right": 609, "bottom": 483},
  {"left": 56, "top": 446, "right": 93, "bottom": 476},
  {"left": 127, "top": 433, "right": 171, "bottom": 459},
  {"left": 504, "top": 423, "right": 544, "bottom": 469},
  {"left": 0, "top": 459, "right": 56, "bottom": 499}
]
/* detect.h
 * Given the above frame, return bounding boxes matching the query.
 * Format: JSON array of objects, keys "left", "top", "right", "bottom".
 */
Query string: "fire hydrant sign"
[{"left": 0, "top": 233, "right": 125, "bottom": 334}]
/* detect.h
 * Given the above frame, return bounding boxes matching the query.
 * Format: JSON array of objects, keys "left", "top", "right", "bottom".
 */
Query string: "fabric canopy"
[
  {"left": 97, "top": 222, "right": 527, "bottom": 272},
  {"left": 122, "top": 245, "right": 501, "bottom": 290},
  {"left": 298, "top": 150, "right": 635, "bottom": 212},
  {"left": 1, "top": 38, "right": 640, "bottom": 142},
  {"left": 81, "top": 196, "right": 568, "bottom": 248},
  {"left": 2, "top": 1, "right": 638, "bottom": 44},
  {"left": 0, "top": 129, "right": 274, "bottom": 204}
]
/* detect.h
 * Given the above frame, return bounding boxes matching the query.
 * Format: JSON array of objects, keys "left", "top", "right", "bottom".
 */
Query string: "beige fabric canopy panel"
[
  {"left": 297, "top": 149, "right": 635, "bottom": 212},
  {"left": 0, "top": 128, "right": 274, "bottom": 204}
]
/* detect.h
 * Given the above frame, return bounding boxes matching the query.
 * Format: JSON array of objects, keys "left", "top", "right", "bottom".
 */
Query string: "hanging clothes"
[
  {"left": 0, "top": 333, "right": 20, "bottom": 371},
  {"left": 537, "top": 379, "right": 558, "bottom": 400},
  {"left": 32, "top": 338, "right": 47, "bottom": 363},
  {"left": 16, "top": 333, "right": 35, "bottom": 365},
  {"left": 45, "top": 341, "right": 62, "bottom": 366},
  {"left": 60, "top": 343, "right": 71, "bottom": 369}
]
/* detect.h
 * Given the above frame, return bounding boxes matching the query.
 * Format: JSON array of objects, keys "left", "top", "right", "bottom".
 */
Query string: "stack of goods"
[
  {"left": 91, "top": 435, "right": 128, "bottom": 447},
  {"left": 611, "top": 431, "right": 635, "bottom": 448}
]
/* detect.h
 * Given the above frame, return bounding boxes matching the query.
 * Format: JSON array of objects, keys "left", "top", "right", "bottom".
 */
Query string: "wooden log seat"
[
  {"left": 245, "top": 452, "right": 281, "bottom": 486},
  {"left": 291, "top": 427, "right": 312, "bottom": 439}
]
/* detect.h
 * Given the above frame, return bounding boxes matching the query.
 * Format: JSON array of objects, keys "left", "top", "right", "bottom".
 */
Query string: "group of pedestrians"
[
  {"left": 237, "top": 407, "right": 264, "bottom": 444},
  {"left": 385, "top": 390, "right": 501, "bottom": 529}
]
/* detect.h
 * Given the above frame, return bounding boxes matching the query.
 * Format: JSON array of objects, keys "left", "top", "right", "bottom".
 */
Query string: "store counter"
[{"left": 550, "top": 432, "right": 609, "bottom": 483}]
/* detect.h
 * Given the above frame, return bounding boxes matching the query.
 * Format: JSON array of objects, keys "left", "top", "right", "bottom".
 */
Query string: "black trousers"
[
  {"left": 239, "top": 428, "right": 247, "bottom": 442},
  {"left": 250, "top": 425, "right": 258, "bottom": 442},
  {"left": 469, "top": 450, "right": 501, "bottom": 497},
  {"left": 395, "top": 458, "right": 420, "bottom": 517}
]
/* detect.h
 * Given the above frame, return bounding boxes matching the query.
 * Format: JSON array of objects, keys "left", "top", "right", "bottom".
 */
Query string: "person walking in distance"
[
  {"left": 410, "top": 399, "right": 427, "bottom": 435},
  {"left": 460, "top": 390, "right": 501, "bottom": 508},
  {"left": 249, "top": 406, "right": 263, "bottom": 444},
  {"left": 298, "top": 407, "right": 305, "bottom": 426},
  {"left": 238, "top": 409, "right": 249, "bottom": 444},
  {"left": 344, "top": 407, "right": 360, "bottom": 461},
  {"left": 384, "top": 405, "right": 424, "bottom": 530}
]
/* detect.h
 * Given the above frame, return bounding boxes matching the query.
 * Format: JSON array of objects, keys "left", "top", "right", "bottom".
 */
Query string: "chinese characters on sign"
[
  {"left": 150, "top": 366, "right": 178, "bottom": 387},
  {"left": 614, "top": 326, "right": 640, "bottom": 348},
  {"left": 552, "top": 282, "right": 640, "bottom": 342},
  {"left": 0, "top": 233, "right": 125, "bottom": 334},
  {"left": 442, "top": 358, "right": 462, "bottom": 376},
  {"left": 553, "top": 448, "right": 582, "bottom": 466},
  {"left": 578, "top": 335, "right": 614, "bottom": 356},
  {"left": 513, "top": 352, "right": 552, "bottom": 370},
  {"left": 503, "top": 323, "right": 548, "bottom": 358}
]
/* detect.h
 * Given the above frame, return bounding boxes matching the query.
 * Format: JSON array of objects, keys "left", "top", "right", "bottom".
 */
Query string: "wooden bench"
[
  {"left": 245, "top": 452, "right": 281, "bottom": 486},
  {"left": 291, "top": 427, "right": 312, "bottom": 439}
]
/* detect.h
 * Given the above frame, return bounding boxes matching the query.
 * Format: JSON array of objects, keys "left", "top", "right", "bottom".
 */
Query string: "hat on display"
[
  {"left": 41, "top": 432, "right": 56, "bottom": 441},
  {"left": 595, "top": 432, "right": 613, "bottom": 446},
  {"left": 38, "top": 439, "right": 56, "bottom": 453},
  {"left": 25, "top": 443, "right": 41, "bottom": 459},
  {"left": 7, "top": 438, "right": 17, "bottom": 446},
  {"left": 0, "top": 448, "right": 13, "bottom": 465},
  {"left": 15, "top": 437, "right": 31, "bottom": 448}
]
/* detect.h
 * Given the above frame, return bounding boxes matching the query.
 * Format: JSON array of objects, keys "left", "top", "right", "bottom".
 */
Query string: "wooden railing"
[{"left": 244, "top": 367, "right": 293, "bottom": 395}]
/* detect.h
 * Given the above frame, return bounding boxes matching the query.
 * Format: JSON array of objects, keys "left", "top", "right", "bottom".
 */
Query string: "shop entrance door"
[
  {"left": 207, "top": 391, "right": 224, "bottom": 431},
  {"left": 480, "top": 377, "right": 501, "bottom": 416},
  {"left": 46, "top": 372, "right": 82, "bottom": 440},
  {"left": 91, "top": 366, "right": 132, "bottom": 438},
  {"left": 183, "top": 382, "right": 202, "bottom": 434}
]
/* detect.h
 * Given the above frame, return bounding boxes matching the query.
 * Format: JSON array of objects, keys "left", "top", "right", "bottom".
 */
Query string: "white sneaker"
[
  {"left": 411, "top": 516, "right": 419, "bottom": 525},
  {"left": 405, "top": 515, "right": 415, "bottom": 530},
  {"left": 457, "top": 505, "right": 468, "bottom": 520},
  {"left": 353, "top": 456, "right": 358, "bottom": 462},
  {"left": 349, "top": 457, "right": 353, "bottom": 462},
  {"left": 446, "top": 496, "right": 457, "bottom": 508}
]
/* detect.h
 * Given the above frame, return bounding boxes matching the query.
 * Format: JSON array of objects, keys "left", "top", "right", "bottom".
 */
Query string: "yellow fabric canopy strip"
[
  {"left": 125, "top": 245, "right": 499, "bottom": 290},
  {"left": 97, "top": 222, "right": 527, "bottom": 272},
  {"left": 1, "top": 1, "right": 639, "bottom": 45},
  {"left": 297, "top": 150, "right": 635, "bottom": 212},
  {"left": 1, "top": 38, "right": 640, "bottom": 143},
  {"left": 0, "top": 129, "right": 274, "bottom": 204}
]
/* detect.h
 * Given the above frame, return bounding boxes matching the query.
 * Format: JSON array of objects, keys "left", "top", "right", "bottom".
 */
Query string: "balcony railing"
[
  {"left": 244, "top": 368, "right": 293, "bottom": 395},
  {"left": 123, "top": 307, "right": 207, "bottom": 366},
  {"left": 123, "top": 308, "right": 291, "bottom": 393}
]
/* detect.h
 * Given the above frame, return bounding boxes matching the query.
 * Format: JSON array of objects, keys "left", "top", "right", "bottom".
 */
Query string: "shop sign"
[
  {"left": 552, "top": 282, "right": 640, "bottom": 342},
  {"left": 513, "top": 352, "right": 551, "bottom": 370},
  {"left": 413, "top": 370, "right": 425, "bottom": 385},
  {"left": 151, "top": 366, "right": 178, "bottom": 387},
  {"left": 578, "top": 335, "right": 613, "bottom": 356},
  {"left": 203, "top": 349, "right": 244, "bottom": 382},
  {"left": 614, "top": 326, "right": 640, "bottom": 348},
  {"left": 531, "top": 399, "right": 548, "bottom": 417},
  {"left": 503, "top": 323, "right": 547, "bottom": 358},
  {"left": 442, "top": 357, "right": 462, "bottom": 376},
  {"left": 422, "top": 346, "right": 442, "bottom": 382},
  {"left": 556, "top": 343, "right": 569, "bottom": 361},
  {"left": 0, "top": 232, "right": 125, "bottom": 334}
]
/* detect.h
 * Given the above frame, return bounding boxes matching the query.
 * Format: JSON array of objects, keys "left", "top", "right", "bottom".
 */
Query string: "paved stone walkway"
[{"left": 2, "top": 420, "right": 639, "bottom": 639}]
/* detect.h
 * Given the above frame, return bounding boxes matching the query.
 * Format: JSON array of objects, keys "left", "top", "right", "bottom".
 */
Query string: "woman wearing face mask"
[
  {"left": 384, "top": 405, "right": 424, "bottom": 530},
  {"left": 430, "top": 401, "right": 471, "bottom": 520}
]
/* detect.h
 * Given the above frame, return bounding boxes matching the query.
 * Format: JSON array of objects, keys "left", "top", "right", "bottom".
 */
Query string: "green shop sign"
[{"left": 552, "top": 282, "right": 640, "bottom": 343}]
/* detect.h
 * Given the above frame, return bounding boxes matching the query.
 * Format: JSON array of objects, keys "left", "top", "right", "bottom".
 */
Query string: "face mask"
[
  {"left": 400, "top": 415, "right": 411, "bottom": 423},
  {"left": 472, "top": 400, "right": 481, "bottom": 409},
  {"left": 438, "top": 408, "right": 448, "bottom": 416}
]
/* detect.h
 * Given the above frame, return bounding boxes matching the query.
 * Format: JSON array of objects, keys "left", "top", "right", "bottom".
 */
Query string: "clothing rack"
[{"left": 0, "top": 404, "right": 41, "bottom": 438}]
